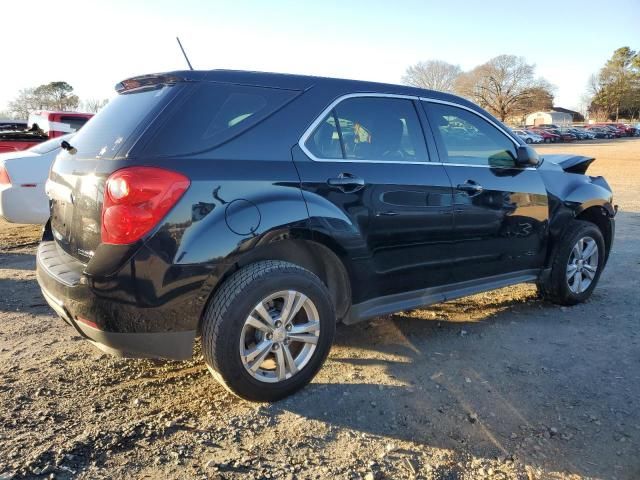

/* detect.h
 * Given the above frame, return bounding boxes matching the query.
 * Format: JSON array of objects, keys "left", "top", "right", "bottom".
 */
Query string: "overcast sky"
[{"left": 2, "top": 0, "right": 639, "bottom": 115}]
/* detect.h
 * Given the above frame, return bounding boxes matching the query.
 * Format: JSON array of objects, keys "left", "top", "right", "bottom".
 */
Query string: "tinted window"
[
  {"left": 144, "top": 83, "right": 297, "bottom": 156},
  {"left": 305, "top": 113, "right": 342, "bottom": 159},
  {"left": 70, "top": 85, "right": 172, "bottom": 159},
  {"left": 306, "top": 97, "right": 428, "bottom": 162},
  {"left": 426, "top": 103, "right": 517, "bottom": 167}
]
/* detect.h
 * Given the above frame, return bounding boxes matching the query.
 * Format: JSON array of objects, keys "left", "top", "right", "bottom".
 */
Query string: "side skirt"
[{"left": 344, "top": 270, "right": 541, "bottom": 325}]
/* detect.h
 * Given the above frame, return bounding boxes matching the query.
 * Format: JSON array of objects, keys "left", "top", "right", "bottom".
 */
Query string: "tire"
[
  {"left": 525, "top": 138, "right": 533, "bottom": 144},
  {"left": 201, "top": 260, "right": 336, "bottom": 402},
  {"left": 538, "top": 220, "right": 605, "bottom": 306}
]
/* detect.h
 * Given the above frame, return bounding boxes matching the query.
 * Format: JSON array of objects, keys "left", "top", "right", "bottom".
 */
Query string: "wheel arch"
[
  {"left": 198, "top": 236, "right": 353, "bottom": 332},
  {"left": 575, "top": 205, "right": 614, "bottom": 263}
]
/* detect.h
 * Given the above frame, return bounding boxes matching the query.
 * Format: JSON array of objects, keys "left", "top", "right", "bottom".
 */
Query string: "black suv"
[{"left": 37, "top": 70, "right": 615, "bottom": 401}]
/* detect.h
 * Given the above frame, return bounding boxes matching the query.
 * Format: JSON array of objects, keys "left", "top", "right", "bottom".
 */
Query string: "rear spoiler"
[
  {"left": 115, "top": 74, "right": 189, "bottom": 93},
  {"left": 546, "top": 154, "right": 596, "bottom": 174}
]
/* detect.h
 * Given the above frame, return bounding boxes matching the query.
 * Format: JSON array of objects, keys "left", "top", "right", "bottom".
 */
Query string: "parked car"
[
  {"left": 572, "top": 127, "right": 596, "bottom": 140},
  {"left": 597, "top": 125, "right": 622, "bottom": 138},
  {"left": 512, "top": 129, "right": 541, "bottom": 143},
  {"left": 0, "top": 111, "right": 92, "bottom": 153},
  {"left": 0, "top": 130, "right": 48, "bottom": 153},
  {"left": 530, "top": 128, "right": 560, "bottom": 143},
  {"left": 28, "top": 111, "right": 93, "bottom": 138},
  {"left": 0, "top": 134, "right": 73, "bottom": 224},
  {"left": 547, "top": 128, "right": 576, "bottom": 142},
  {"left": 0, "top": 119, "right": 27, "bottom": 131},
  {"left": 563, "top": 128, "right": 589, "bottom": 140},
  {"left": 37, "top": 70, "right": 616, "bottom": 401},
  {"left": 524, "top": 130, "right": 545, "bottom": 142},
  {"left": 585, "top": 126, "right": 614, "bottom": 139}
]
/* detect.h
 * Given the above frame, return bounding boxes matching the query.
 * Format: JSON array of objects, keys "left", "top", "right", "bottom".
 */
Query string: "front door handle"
[
  {"left": 327, "top": 173, "right": 365, "bottom": 192},
  {"left": 456, "top": 181, "right": 484, "bottom": 194}
]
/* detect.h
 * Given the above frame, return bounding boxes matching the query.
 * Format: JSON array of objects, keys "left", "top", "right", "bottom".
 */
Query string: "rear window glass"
[
  {"left": 70, "top": 86, "right": 172, "bottom": 159},
  {"left": 142, "top": 83, "right": 298, "bottom": 156},
  {"left": 59, "top": 116, "right": 89, "bottom": 132}
]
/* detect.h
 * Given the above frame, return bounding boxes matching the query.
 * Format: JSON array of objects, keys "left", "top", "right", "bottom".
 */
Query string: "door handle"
[
  {"left": 456, "top": 181, "right": 484, "bottom": 194},
  {"left": 327, "top": 173, "right": 365, "bottom": 192}
]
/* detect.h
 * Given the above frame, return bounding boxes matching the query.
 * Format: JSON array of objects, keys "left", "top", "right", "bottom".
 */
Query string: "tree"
[
  {"left": 34, "top": 82, "right": 80, "bottom": 111},
  {"left": 454, "top": 55, "right": 553, "bottom": 121},
  {"left": 8, "top": 88, "right": 39, "bottom": 119},
  {"left": 81, "top": 98, "right": 109, "bottom": 113},
  {"left": 588, "top": 47, "right": 640, "bottom": 121},
  {"left": 8, "top": 81, "right": 79, "bottom": 118},
  {"left": 402, "top": 60, "right": 462, "bottom": 93}
]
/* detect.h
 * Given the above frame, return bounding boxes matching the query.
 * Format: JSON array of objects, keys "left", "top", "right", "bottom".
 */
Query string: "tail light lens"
[
  {"left": 101, "top": 167, "right": 190, "bottom": 245},
  {"left": 0, "top": 165, "right": 11, "bottom": 185}
]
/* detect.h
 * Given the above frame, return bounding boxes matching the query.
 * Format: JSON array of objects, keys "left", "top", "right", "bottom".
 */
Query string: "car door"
[
  {"left": 293, "top": 94, "right": 455, "bottom": 303},
  {"left": 422, "top": 100, "right": 549, "bottom": 283}
]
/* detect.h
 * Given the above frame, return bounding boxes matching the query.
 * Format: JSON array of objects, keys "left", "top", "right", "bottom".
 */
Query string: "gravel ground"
[{"left": 0, "top": 138, "right": 639, "bottom": 480}]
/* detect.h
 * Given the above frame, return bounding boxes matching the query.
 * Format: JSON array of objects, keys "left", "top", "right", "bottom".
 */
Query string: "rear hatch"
[
  {"left": 47, "top": 82, "right": 178, "bottom": 262},
  {"left": 47, "top": 71, "right": 304, "bottom": 263}
]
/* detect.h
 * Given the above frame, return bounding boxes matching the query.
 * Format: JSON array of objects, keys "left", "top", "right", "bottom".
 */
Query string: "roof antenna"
[{"left": 176, "top": 36, "right": 194, "bottom": 71}]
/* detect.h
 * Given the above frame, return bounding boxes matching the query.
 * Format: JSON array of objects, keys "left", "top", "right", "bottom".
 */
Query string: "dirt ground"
[{"left": 0, "top": 138, "right": 638, "bottom": 480}]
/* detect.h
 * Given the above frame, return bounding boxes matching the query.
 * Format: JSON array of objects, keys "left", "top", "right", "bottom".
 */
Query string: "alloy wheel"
[
  {"left": 239, "top": 290, "right": 320, "bottom": 383},
  {"left": 566, "top": 236, "right": 599, "bottom": 294}
]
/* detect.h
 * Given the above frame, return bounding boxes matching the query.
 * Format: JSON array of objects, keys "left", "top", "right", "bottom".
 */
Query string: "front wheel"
[
  {"left": 201, "top": 261, "right": 336, "bottom": 401},
  {"left": 538, "top": 220, "right": 605, "bottom": 305}
]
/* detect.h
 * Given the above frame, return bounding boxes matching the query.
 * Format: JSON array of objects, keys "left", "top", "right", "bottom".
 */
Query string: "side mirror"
[{"left": 516, "top": 145, "right": 540, "bottom": 166}]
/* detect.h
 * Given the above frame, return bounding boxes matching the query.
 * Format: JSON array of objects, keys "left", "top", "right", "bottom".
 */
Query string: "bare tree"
[
  {"left": 402, "top": 60, "right": 462, "bottom": 93},
  {"left": 8, "top": 88, "right": 40, "bottom": 119},
  {"left": 454, "top": 55, "right": 553, "bottom": 121},
  {"left": 81, "top": 98, "right": 110, "bottom": 113}
]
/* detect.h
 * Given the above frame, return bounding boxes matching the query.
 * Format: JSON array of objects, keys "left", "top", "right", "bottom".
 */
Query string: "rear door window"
[
  {"left": 143, "top": 83, "right": 298, "bottom": 156},
  {"left": 305, "top": 96, "right": 428, "bottom": 162}
]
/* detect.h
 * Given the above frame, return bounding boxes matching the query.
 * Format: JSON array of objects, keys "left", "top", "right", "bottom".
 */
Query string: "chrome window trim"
[
  {"left": 298, "top": 92, "right": 535, "bottom": 170},
  {"left": 298, "top": 93, "right": 426, "bottom": 164}
]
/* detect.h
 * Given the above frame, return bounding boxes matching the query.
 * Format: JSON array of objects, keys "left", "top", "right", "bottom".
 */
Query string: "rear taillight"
[
  {"left": 0, "top": 165, "right": 11, "bottom": 186},
  {"left": 101, "top": 167, "right": 190, "bottom": 245}
]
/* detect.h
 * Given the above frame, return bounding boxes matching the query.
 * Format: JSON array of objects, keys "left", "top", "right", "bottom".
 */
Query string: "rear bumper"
[{"left": 36, "top": 241, "right": 196, "bottom": 360}]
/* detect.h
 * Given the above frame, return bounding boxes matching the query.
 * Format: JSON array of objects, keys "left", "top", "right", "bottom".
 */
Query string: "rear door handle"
[
  {"left": 327, "top": 173, "right": 365, "bottom": 192},
  {"left": 456, "top": 181, "right": 484, "bottom": 194}
]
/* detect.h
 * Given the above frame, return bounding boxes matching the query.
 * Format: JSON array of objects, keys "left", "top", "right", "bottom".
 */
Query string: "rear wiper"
[{"left": 60, "top": 140, "right": 77, "bottom": 154}]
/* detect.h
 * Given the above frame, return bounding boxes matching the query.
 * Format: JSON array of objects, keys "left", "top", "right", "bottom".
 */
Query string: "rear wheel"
[
  {"left": 538, "top": 220, "right": 605, "bottom": 305},
  {"left": 525, "top": 138, "right": 533, "bottom": 144},
  {"left": 201, "top": 261, "right": 335, "bottom": 401}
]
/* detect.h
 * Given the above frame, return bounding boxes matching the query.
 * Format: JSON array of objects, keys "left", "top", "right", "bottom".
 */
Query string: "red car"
[
  {"left": 530, "top": 128, "right": 561, "bottom": 143},
  {"left": 0, "top": 111, "right": 93, "bottom": 153}
]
